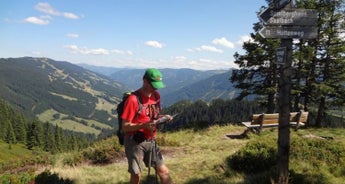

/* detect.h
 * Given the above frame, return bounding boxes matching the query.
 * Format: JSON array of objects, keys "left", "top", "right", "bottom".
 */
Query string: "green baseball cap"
[{"left": 144, "top": 68, "right": 165, "bottom": 89}]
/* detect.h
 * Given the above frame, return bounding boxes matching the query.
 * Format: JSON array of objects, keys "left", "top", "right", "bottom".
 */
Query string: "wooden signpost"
[
  {"left": 259, "top": 26, "right": 318, "bottom": 39},
  {"left": 259, "top": 8, "right": 318, "bottom": 39},
  {"left": 257, "top": 1, "right": 318, "bottom": 183}
]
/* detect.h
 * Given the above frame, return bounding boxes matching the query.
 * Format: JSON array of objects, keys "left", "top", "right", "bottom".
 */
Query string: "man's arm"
[{"left": 122, "top": 120, "right": 155, "bottom": 132}]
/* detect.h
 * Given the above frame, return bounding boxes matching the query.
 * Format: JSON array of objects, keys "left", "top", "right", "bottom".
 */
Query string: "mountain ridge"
[
  {"left": 0, "top": 57, "right": 237, "bottom": 135},
  {"left": 0, "top": 57, "right": 126, "bottom": 135}
]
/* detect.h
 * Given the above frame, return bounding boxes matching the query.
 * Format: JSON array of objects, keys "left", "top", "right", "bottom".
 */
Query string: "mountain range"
[
  {"left": 81, "top": 64, "right": 238, "bottom": 106},
  {"left": 0, "top": 57, "right": 238, "bottom": 135}
]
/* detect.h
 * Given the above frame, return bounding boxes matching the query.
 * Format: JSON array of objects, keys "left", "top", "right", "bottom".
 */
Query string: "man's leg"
[
  {"left": 130, "top": 173, "right": 141, "bottom": 184},
  {"left": 125, "top": 138, "right": 144, "bottom": 184},
  {"left": 156, "top": 164, "right": 173, "bottom": 184}
]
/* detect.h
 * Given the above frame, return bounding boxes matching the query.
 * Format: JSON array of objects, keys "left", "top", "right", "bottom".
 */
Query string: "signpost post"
[{"left": 257, "top": 1, "right": 318, "bottom": 183}]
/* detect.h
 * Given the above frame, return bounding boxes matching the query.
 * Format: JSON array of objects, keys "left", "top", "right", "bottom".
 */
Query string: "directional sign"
[
  {"left": 260, "top": 8, "right": 317, "bottom": 26},
  {"left": 259, "top": 26, "right": 318, "bottom": 39},
  {"left": 259, "top": 7, "right": 275, "bottom": 24},
  {"left": 267, "top": 9, "right": 317, "bottom": 26}
]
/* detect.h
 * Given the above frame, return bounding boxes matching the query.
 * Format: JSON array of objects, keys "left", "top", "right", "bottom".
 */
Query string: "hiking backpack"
[
  {"left": 116, "top": 91, "right": 143, "bottom": 145},
  {"left": 116, "top": 90, "right": 161, "bottom": 145}
]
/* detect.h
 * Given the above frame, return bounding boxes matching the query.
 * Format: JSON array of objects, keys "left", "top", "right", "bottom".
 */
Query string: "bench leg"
[{"left": 249, "top": 127, "right": 261, "bottom": 134}]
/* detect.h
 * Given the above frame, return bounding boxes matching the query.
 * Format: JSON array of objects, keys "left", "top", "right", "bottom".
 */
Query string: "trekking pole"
[
  {"left": 147, "top": 127, "right": 155, "bottom": 183},
  {"left": 154, "top": 140, "right": 158, "bottom": 184}
]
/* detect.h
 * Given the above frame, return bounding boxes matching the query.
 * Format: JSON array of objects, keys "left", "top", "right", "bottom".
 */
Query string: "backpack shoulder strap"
[
  {"left": 133, "top": 90, "right": 143, "bottom": 114},
  {"left": 152, "top": 90, "right": 161, "bottom": 111}
]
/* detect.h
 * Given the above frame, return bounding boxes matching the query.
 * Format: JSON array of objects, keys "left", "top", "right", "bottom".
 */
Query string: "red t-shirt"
[{"left": 121, "top": 90, "right": 161, "bottom": 139}]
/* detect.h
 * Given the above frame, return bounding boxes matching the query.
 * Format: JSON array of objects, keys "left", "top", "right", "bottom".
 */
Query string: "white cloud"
[
  {"left": 35, "top": 2, "right": 59, "bottom": 16},
  {"left": 184, "top": 58, "right": 235, "bottom": 70},
  {"left": 88, "top": 48, "right": 109, "bottom": 55},
  {"left": 61, "top": 12, "right": 79, "bottom": 19},
  {"left": 24, "top": 16, "right": 50, "bottom": 25},
  {"left": 24, "top": 3, "right": 79, "bottom": 25},
  {"left": 212, "top": 37, "right": 235, "bottom": 48},
  {"left": 67, "top": 33, "right": 79, "bottom": 38},
  {"left": 64, "top": 45, "right": 133, "bottom": 56},
  {"left": 145, "top": 41, "right": 164, "bottom": 48},
  {"left": 32, "top": 51, "right": 42, "bottom": 56},
  {"left": 174, "top": 56, "right": 187, "bottom": 62},
  {"left": 237, "top": 35, "right": 253, "bottom": 45},
  {"left": 191, "top": 45, "right": 223, "bottom": 53},
  {"left": 186, "top": 48, "right": 194, "bottom": 52},
  {"left": 64, "top": 45, "right": 109, "bottom": 55},
  {"left": 111, "top": 49, "right": 133, "bottom": 56},
  {"left": 35, "top": 2, "right": 79, "bottom": 19}
]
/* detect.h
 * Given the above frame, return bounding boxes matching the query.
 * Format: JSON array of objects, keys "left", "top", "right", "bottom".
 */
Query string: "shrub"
[
  {"left": 227, "top": 138, "right": 277, "bottom": 173},
  {"left": 35, "top": 170, "right": 73, "bottom": 184},
  {"left": 289, "top": 136, "right": 345, "bottom": 182},
  {"left": 0, "top": 172, "right": 35, "bottom": 184},
  {"left": 82, "top": 139, "right": 120, "bottom": 164},
  {"left": 227, "top": 132, "right": 345, "bottom": 183},
  {"left": 62, "top": 152, "right": 84, "bottom": 166}
]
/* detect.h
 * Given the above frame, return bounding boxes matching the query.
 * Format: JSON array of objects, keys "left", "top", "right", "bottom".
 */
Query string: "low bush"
[
  {"left": 62, "top": 152, "right": 84, "bottom": 167},
  {"left": 81, "top": 137, "right": 123, "bottom": 164},
  {"left": 227, "top": 138, "right": 277, "bottom": 173},
  {"left": 227, "top": 131, "right": 345, "bottom": 183},
  {"left": 0, "top": 172, "right": 34, "bottom": 184},
  {"left": 35, "top": 170, "right": 73, "bottom": 184}
]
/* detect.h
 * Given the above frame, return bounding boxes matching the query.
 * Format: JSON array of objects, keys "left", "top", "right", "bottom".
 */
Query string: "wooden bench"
[{"left": 241, "top": 111, "right": 309, "bottom": 133}]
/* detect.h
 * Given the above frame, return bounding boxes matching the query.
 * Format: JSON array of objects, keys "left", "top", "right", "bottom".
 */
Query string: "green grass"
[
  {"left": 37, "top": 108, "right": 112, "bottom": 135},
  {"left": 0, "top": 141, "right": 33, "bottom": 162},
  {"left": 4, "top": 125, "right": 345, "bottom": 184},
  {"left": 47, "top": 125, "right": 250, "bottom": 183}
]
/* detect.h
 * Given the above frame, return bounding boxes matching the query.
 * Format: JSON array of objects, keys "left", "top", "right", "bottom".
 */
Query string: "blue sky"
[{"left": 0, "top": 0, "right": 267, "bottom": 70}]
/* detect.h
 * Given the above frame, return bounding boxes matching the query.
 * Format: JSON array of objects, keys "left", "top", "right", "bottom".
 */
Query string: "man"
[{"left": 121, "top": 68, "right": 174, "bottom": 184}]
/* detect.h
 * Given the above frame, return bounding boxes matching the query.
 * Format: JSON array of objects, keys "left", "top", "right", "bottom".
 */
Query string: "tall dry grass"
[{"left": 45, "top": 125, "right": 345, "bottom": 184}]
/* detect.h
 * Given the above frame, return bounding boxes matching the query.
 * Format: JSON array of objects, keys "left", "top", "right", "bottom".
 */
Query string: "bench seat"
[{"left": 241, "top": 111, "right": 308, "bottom": 133}]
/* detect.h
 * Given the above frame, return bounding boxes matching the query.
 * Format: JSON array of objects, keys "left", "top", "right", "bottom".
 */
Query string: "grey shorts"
[{"left": 124, "top": 137, "right": 164, "bottom": 174}]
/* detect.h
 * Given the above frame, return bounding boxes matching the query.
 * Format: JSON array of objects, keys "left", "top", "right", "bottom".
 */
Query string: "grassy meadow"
[
  {"left": 47, "top": 125, "right": 248, "bottom": 184},
  {"left": 2, "top": 125, "right": 345, "bottom": 184},
  {"left": 44, "top": 125, "right": 345, "bottom": 184},
  {"left": 37, "top": 108, "right": 112, "bottom": 135},
  {"left": 0, "top": 141, "right": 33, "bottom": 162}
]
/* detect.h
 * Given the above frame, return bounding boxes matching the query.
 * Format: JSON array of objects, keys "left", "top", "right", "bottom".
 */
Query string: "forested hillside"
[
  {"left": 0, "top": 98, "right": 93, "bottom": 154},
  {"left": 162, "top": 98, "right": 266, "bottom": 130},
  {"left": 0, "top": 57, "right": 127, "bottom": 136},
  {"left": 0, "top": 57, "right": 240, "bottom": 136}
]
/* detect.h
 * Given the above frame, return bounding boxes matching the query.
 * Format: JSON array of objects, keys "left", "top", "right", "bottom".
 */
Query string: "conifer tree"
[
  {"left": 4, "top": 119, "right": 16, "bottom": 149},
  {"left": 230, "top": 21, "right": 280, "bottom": 113},
  {"left": 43, "top": 122, "right": 57, "bottom": 153},
  {"left": 54, "top": 124, "right": 62, "bottom": 152},
  {"left": 13, "top": 113, "right": 27, "bottom": 144},
  {"left": 232, "top": 0, "right": 345, "bottom": 123},
  {"left": 26, "top": 118, "right": 44, "bottom": 150},
  {"left": 0, "top": 99, "right": 10, "bottom": 140},
  {"left": 295, "top": 0, "right": 345, "bottom": 126}
]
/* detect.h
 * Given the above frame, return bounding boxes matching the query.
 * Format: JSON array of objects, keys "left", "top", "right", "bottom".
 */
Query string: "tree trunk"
[{"left": 316, "top": 97, "right": 326, "bottom": 127}]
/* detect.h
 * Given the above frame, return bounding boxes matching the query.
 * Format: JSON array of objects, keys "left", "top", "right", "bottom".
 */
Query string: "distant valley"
[
  {"left": 80, "top": 64, "right": 238, "bottom": 106},
  {"left": 0, "top": 57, "right": 238, "bottom": 136}
]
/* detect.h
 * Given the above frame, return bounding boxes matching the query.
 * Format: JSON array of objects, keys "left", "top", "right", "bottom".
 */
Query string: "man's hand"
[
  {"left": 143, "top": 120, "right": 157, "bottom": 131},
  {"left": 156, "top": 115, "right": 174, "bottom": 125}
]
